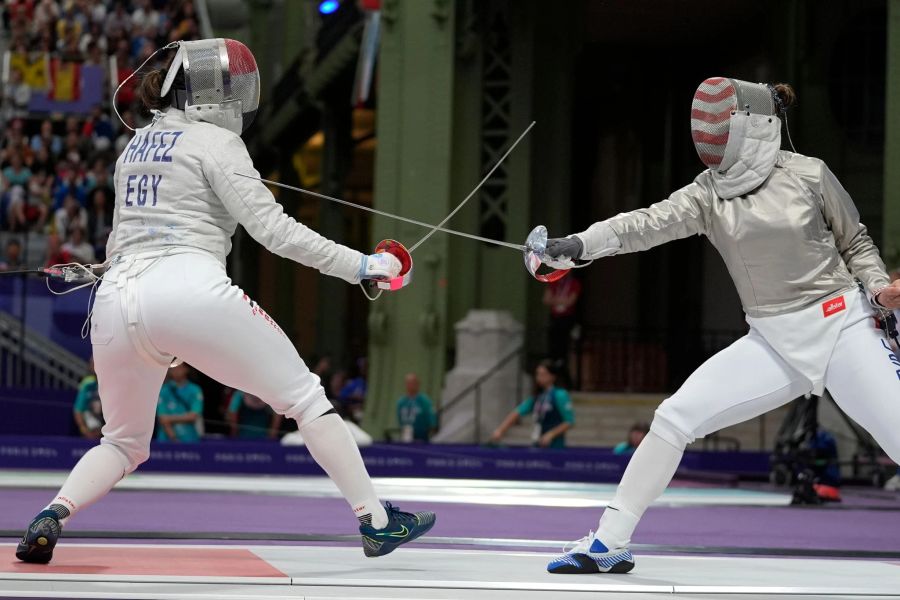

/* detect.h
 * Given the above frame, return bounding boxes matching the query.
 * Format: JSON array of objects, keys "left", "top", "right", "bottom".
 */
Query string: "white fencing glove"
[{"left": 359, "top": 252, "right": 402, "bottom": 282}]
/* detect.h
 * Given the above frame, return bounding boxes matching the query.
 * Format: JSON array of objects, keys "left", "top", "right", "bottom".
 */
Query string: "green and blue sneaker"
[
  {"left": 359, "top": 502, "right": 436, "bottom": 557},
  {"left": 16, "top": 510, "right": 62, "bottom": 564}
]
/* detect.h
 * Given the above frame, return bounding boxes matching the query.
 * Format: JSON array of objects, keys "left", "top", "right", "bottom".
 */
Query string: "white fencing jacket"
[{"left": 107, "top": 108, "right": 364, "bottom": 283}]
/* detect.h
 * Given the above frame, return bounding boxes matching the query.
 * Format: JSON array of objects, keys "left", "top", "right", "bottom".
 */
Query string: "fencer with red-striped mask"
[
  {"left": 15, "top": 38, "right": 435, "bottom": 564},
  {"left": 542, "top": 77, "right": 900, "bottom": 574}
]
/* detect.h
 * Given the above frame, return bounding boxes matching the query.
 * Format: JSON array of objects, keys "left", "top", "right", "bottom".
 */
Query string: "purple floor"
[{"left": 2, "top": 486, "right": 899, "bottom": 554}]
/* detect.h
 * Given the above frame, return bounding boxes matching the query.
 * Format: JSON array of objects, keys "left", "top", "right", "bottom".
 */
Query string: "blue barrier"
[
  {"left": 0, "top": 277, "right": 93, "bottom": 360},
  {"left": 0, "top": 436, "right": 771, "bottom": 482}
]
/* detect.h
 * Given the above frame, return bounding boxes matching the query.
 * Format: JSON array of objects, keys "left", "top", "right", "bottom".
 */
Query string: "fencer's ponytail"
[
  {"left": 772, "top": 83, "right": 797, "bottom": 114},
  {"left": 137, "top": 69, "right": 171, "bottom": 113}
]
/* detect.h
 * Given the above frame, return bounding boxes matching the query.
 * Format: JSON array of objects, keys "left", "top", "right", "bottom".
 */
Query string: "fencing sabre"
[{"left": 235, "top": 121, "right": 575, "bottom": 294}]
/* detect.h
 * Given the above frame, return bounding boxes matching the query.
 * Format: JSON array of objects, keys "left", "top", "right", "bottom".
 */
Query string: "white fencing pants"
[
  {"left": 597, "top": 297, "right": 900, "bottom": 548},
  {"left": 47, "top": 250, "right": 364, "bottom": 521}
]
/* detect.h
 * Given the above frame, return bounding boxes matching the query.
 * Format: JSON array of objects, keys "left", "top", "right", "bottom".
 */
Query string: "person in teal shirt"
[
  {"left": 156, "top": 363, "right": 204, "bottom": 443},
  {"left": 491, "top": 360, "right": 575, "bottom": 448},
  {"left": 613, "top": 422, "right": 650, "bottom": 455},
  {"left": 73, "top": 358, "right": 103, "bottom": 439},
  {"left": 227, "top": 390, "right": 283, "bottom": 439},
  {"left": 396, "top": 373, "right": 437, "bottom": 443}
]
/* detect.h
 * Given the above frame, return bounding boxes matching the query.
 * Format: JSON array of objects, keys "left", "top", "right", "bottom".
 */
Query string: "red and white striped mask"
[
  {"left": 691, "top": 77, "right": 777, "bottom": 170},
  {"left": 690, "top": 78, "right": 738, "bottom": 169}
]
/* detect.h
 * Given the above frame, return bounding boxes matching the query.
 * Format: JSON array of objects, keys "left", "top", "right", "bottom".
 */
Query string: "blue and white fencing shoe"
[{"left": 547, "top": 530, "right": 634, "bottom": 574}]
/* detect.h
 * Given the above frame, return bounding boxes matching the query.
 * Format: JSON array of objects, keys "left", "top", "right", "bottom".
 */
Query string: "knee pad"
[{"left": 650, "top": 405, "right": 693, "bottom": 450}]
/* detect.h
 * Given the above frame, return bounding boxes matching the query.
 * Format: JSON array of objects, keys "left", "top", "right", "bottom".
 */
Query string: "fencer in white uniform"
[
  {"left": 16, "top": 38, "right": 435, "bottom": 564},
  {"left": 543, "top": 78, "right": 900, "bottom": 574}
]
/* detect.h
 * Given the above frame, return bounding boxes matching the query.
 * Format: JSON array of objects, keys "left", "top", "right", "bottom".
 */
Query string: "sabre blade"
[
  {"left": 233, "top": 174, "right": 526, "bottom": 252},
  {"left": 408, "top": 120, "right": 536, "bottom": 253}
]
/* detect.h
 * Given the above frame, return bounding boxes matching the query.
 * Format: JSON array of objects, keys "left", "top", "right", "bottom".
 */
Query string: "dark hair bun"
[
  {"left": 773, "top": 83, "right": 796, "bottom": 111},
  {"left": 137, "top": 69, "right": 169, "bottom": 113}
]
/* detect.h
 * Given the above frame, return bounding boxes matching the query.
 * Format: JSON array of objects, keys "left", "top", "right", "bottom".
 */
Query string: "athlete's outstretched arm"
[
  {"left": 545, "top": 181, "right": 713, "bottom": 263},
  {"left": 202, "top": 134, "right": 365, "bottom": 284},
  {"left": 579, "top": 181, "right": 712, "bottom": 258}
]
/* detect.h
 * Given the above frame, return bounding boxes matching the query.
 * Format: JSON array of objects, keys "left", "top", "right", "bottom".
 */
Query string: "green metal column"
[
  {"left": 364, "top": 0, "right": 457, "bottom": 438},
  {"left": 885, "top": 0, "right": 900, "bottom": 269}
]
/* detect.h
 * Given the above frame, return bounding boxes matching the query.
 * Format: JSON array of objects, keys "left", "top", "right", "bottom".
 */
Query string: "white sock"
[
  {"left": 300, "top": 413, "right": 389, "bottom": 529},
  {"left": 596, "top": 431, "right": 684, "bottom": 549},
  {"left": 44, "top": 444, "right": 130, "bottom": 527}
]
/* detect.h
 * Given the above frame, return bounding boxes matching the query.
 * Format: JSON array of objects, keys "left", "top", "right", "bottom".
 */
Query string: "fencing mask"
[
  {"left": 690, "top": 77, "right": 782, "bottom": 198},
  {"left": 161, "top": 38, "right": 260, "bottom": 136}
]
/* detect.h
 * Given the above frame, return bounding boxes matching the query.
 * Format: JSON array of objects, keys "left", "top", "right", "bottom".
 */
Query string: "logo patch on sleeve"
[{"left": 822, "top": 295, "right": 846, "bottom": 318}]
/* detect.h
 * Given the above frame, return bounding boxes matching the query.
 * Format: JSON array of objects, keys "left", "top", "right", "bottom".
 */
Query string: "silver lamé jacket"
[{"left": 575, "top": 151, "right": 890, "bottom": 318}]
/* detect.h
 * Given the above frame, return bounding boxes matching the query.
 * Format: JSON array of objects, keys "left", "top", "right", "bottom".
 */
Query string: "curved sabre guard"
[
  {"left": 373, "top": 239, "right": 413, "bottom": 291},
  {"left": 523, "top": 225, "right": 571, "bottom": 283}
]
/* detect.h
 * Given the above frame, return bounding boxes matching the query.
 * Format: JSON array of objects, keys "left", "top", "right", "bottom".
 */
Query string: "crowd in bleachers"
[{"left": 0, "top": 0, "right": 199, "bottom": 268}]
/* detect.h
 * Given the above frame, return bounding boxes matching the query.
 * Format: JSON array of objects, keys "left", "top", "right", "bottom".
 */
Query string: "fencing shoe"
[
  {"left": 547, "top": 530, "right": 634, "bottom": 574},
  {"left": 16, "top": 510, "right": 61, "bottom": 564},
  {"left": 359, "top": 502, "right": 436, "bottom": 557}
]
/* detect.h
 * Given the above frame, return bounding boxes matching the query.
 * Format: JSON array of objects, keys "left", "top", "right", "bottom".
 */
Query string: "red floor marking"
[{"left": 3, "top": 546, "right": 287, "bottom": 578}]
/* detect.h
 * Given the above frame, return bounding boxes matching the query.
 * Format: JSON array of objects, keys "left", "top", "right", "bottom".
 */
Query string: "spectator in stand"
[
  {"left": 86, "top": 187, "right": 112, "bottom": 259},
  {"left": 543, "top": 275, "right": 582, "bottom": 368},
  {"left": 30, "top": 120, "right": 63, "bottom": 157},
  {"left": 62, "top": 131, "right": 83, "bottom": 165},
  {"left": 132, "top": 0, "right": 160, "bottom": 32},
  {"left": 327, "top": 369, "right": 348, "bottom": 414},
  {"left": 87, "top": 0, "right": 106, "bottom": 26},
  {"left": 79, "top": 22, "right": 107, "bottom": 55},
  {"left": 1, "top": 69, "right": 31, "bottom": 121},
  {"left": 0, "top": 239, "right": 24, "bottom": 271},
  {"left": 53, "top": 165, "right": 87, "bottom": 210},
  {"left": 60, "top": 27, "right": 83, "bottom": 62},
  {"left": 44, "top": 232, "right": 71, "bottom": 267},
  {"left": 3, "top": 151, "right": 32, "bottom": 219},
  {"left": 55, "top": 3, "right": 83, "bottom": 49},
  {"left": 491, "top": 360, "right": 575, "bottom": 448},
  {"left": 32, "top": 0, "right": 60, "bottom": 34},
  {"left": 1, "top": 119, "right": 31, "bottom": 166},
  {"left": 83, "top": 39, "right": 105, "bottom": 67},
  {"left": 73, "top": 358, "right": 103, "bottom": 439},
  {"left": 62, "top": 225, "right": 95, "bottom": 264},
  {"left": 3, "top": 151, "right": 32, "bottom": 189},
  {"left": 131, "top": 22, "right": 157, "bottom": 59},
  {"left": 338, "top": 357, "right": 367, "bottom": 422},
  {"left": 30, "top": 146, "right": 53, "bottom": 175},
  {"left": 54, "top": 193, "right": 88, "bottom": 240},
  {"left": 36, "top": 23, "right": 54, "bottom": 54},
  {"left": 64, "top": 116, "right": 80, "bottom": 139},
  {"left": 613, "top": 422, "right": 650, "bottom": 455},
  {"left": 28, "top": 165, "right": 53, "bottom": 203},
  {"left": 156, "top": 363, "right": 204, "bottom": 443},
  {"left": 10, "top": 169, "right": 49, "bottom": 231},
  {"left": 168, "top": 0, "right": 198, "bottom": 42},
  {"left": 82, "top": 107, "right": 115, "bottom": 153},
  {"left": 227, "top": 391, "right": 283, "bottom": 440},
  {"left": 85, "top": 158, "right": 113, "bottom": 195},
  {"left": 396, "top": 373, "right": 437, "bottom": 443},
  {"left": 13, "top": 0, "right": 34, "bottom": 19},
  {"left": 105, "top": 1, "right": 131, "bottom": 39},
  {"left": 112, "top": 38, "right": 137, "bottom": 109}
]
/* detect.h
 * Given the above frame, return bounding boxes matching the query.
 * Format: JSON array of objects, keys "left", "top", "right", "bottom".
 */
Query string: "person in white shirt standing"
[{"left": 16, "top": 38, "right": 434, "bottom": 565}]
